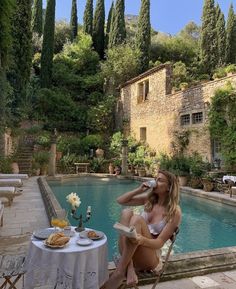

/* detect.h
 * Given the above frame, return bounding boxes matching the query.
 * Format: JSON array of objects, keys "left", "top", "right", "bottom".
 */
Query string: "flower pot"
[
  {"left": 138, "top": 168, "right": 146, "bottom": 177},
  {"left": 178, "top": 176, "right": 188, "bottom": 186},
  {"left": 11, "top": 162, "right": 19, "bottom": 174},
  {"left": 108, "top": 163, "right": 114, "bottom": 174},
  {"left": 56, "top": 151, "right": 63, "bottom": 161},
  {"left": 95, "top": 148, "right": 104, "bottom": 158}
]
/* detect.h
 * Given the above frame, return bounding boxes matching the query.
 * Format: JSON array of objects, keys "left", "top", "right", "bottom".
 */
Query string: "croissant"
[
  {"left": 87, "top": 230, "right": 98, "bottom": 238},
  {"left": 46, "top": 232, "right": 70, "bottom": 246}
]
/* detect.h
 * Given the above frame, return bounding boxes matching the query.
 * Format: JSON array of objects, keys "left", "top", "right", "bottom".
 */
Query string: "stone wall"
[{"left": 120, "top": 67, "right": 236, "bottom": 162}]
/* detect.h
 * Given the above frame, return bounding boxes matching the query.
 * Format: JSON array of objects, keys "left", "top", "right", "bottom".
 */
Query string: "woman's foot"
[
  {"left": 103, "top": 270, "right": 125, "bottom": 289},
  {"left": 126, "top": 263, "right": 138, "bottom": 286}
]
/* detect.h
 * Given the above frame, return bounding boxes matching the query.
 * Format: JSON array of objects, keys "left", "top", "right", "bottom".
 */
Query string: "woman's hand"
[{"left": 129, "top": 234, "right": 144, "bottom": 246}]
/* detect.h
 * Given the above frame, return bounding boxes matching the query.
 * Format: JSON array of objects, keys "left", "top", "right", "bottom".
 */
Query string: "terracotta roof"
[{"left": 119, "top": 64, "right": 170, "bottom": 88}]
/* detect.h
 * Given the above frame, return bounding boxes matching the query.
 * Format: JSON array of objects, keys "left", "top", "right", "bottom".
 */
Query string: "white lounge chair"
[
  {"left": 0, "top": 187, "right": 22, "bottom": 206},
  {"left": 0, "top": 179, "right": 23, "bottom": 187},
  {"left": 0, "top": 174, "right": 28, "bottom": 179},
  {"left": 0, "top": 200, "right": 4, "bottom": 226}
]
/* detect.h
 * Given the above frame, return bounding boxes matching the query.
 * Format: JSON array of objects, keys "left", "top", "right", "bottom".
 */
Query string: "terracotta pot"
[
  {"left": 56, "top": 151, "right": 63, "bottom": 161},
  {"left": 138, "top": 168, "right": 146, "bottom": 177},
  {"left": 108, "top": 163, "right": 114, "bottom": 174},
  {"left": 95, "top": 148, "right": 104, "bottom": 158},
  {"left": 11, "top": 162, "right": 19, "bottom": 174},
  {"left": 178, "top": 176, "right": 188, "bottom": 186}
]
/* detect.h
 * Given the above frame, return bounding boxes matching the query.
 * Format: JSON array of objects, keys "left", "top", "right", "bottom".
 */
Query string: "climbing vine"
[{"left": 208, "top": 82, "right": 236, "bottom": 169}]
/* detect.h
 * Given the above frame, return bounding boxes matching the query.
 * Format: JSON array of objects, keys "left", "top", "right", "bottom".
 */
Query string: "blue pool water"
[{"left": 48, "top": 176, "right": 236, "bottom": 260}]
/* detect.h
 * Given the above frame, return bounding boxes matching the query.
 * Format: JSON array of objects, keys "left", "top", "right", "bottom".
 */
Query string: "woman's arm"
[{"left": 117, "top": 183, "right": 150, "bottom": 206}]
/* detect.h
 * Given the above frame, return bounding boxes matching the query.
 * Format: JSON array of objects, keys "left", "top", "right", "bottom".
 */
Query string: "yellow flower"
[{"left": 66, "top": 192, "right": 81, "bottom": 209}]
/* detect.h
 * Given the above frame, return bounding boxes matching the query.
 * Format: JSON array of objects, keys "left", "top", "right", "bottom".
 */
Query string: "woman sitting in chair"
[{"left": 103, "top": 170, "right": 181, "bottom": 289}]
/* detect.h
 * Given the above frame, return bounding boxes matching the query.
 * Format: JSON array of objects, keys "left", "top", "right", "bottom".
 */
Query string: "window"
[
  {"left": 180, "top": 114, "right": 190, "bottom": 126},
  {"left": 192, "top": 112, "right": 203, "bottom": 124},
  {"left": 140, "top": 127, "right": 147, "bottom": 142},
  {"left": 137, "top": 80, "right": 149, "bottom": 103}
]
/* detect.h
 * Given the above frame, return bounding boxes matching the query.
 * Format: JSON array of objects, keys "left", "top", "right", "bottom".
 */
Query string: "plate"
[
  {"left": 80, "top": 230, "right": 104, "bottom": 240},
  {"left": 77, "top": 239, "right": 93, "bottom": 246},
  {"left": 33, "top": 228, "right": 55, "bottom": 240},
  {"left": 43, "top": 240, "right": 68, "bottom": 249}
]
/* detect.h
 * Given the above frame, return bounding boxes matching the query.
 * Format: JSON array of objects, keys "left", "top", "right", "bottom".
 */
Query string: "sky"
[{"left": 42, "top": 0, "right": 236, "bottom": 35}]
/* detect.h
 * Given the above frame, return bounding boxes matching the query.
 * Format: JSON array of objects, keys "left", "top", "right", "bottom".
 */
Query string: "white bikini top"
[{"left": 141, "top": 211, "right": 167, "bottom": 236}]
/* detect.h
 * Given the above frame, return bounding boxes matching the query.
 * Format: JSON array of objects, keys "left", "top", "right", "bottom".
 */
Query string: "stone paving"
[{"left": 0, "top": 177, "right": 236, "bottom": 289}]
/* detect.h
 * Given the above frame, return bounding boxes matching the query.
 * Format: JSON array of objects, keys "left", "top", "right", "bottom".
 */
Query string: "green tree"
[
  {"left": 40, "top": 0, "right": 56, "bottom": 88},
  {"left": 209, "top": 83, "right": 236, "bottom": 168},
  {"left": 200, "top": 0, "right": 217, "bottom": 75},
  {"left": 105, "top": 1, "right": 114, "bottom": 49},
  {"left": 92, "top": 0, "right": 105, "bottom": 58},
  {"left": 70, "top": 0, "right": 78, "bottom": 41},
  {"left": 216, "top": 5, "right": 226, "bottom": 66},
  {"left": 32, "top": 0, "right": 43, "bottom": 36},
  {"left": 10, "top": 0, "right": 32, "bottom": 114},
  {"left": 226, "top": 3, "right": 236, "bottom": 64},
  {"left": 83, "top": 0, "right": 93, "bottom": 36},
  {"left": 101, "top": 44, "right": 140, "bottom": 95},
  {"left": 54, "top": 20, "right": 71, "bottom": 53},
  {"left": 135, "top": 0, "right": 151, "bottom": 72},
  {"left": 108, "top": 0, "right": 126, "bottom": 48}
]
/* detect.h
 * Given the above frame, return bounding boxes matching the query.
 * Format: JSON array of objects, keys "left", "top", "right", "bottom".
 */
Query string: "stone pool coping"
[{"left": 38, "top": 174, "right": 236, "bottom": 282}]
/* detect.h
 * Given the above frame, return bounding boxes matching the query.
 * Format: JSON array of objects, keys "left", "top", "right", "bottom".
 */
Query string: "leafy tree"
[
  {"left": 83, "top": 0, "right": 93, "bottom": 36},
  {"left": 135, "top": 0, "right": 151, "bottom": 72},
  {"left": 40, "top": 0, "right": 56, "bottom": 88},
  {"left": 101, "top": 44, "right": 140, "bottom": 95},
  {"left": 70, "top": 0, "right": 78, "bottom": 41},
  {"left": 32, "top": 0, "right": 43, "bottom": 36},
  {"left": 200, "top": 0, "right": 217, "bottom": 75},
  {"left": 10, "top": 0, "right": 32, "bottom": 114},
  {"left": 108, "top": 0, "right": 126, "bottom": 48},
  {"left": 105, "top": 1, "right": 114, "bottom": 49},
  {"left": 208, "top": 83, "right": 236, "bottom": 168},
  {"left": 54, "top": 20, "right": 72, "bottom": 54},
  {"left": 215, "top": 5, "right": 226, "bottom": 66},
  {"left": 178, "top": 21, "right": 200, "bottom": 42},
  {"left": 226, "top": 3, "right": 236, "bottom": 64},
  {"left": 92, "top": 0, "right": 105, "bottom": 58}
]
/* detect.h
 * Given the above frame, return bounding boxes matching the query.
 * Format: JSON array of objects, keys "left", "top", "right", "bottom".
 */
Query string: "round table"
[{"left": 24, "top": 228, "right": 109, "bottom": 289}]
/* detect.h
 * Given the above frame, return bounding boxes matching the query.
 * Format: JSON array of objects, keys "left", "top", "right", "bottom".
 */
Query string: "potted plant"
[
  {"left": 201, "top": 173, "right": 214, "bottom": 192},
  {"left": 33, "top": 151, "right": 50, "bottom": 175}
]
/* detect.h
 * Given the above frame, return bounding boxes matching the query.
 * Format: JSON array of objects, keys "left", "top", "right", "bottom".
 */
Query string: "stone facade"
[{"left": 119, "top": 64, "right": 236, "bottom": 163}]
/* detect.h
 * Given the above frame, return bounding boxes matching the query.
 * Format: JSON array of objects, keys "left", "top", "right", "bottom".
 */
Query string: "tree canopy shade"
[
  {"left": 10, "top": 0, "right": 32, "bottom": 114},
  {"left": 83, "top": 0, "right": 93, "bottom": 36},
  {"left": 135, "top": 0, "right": 151, "bottom": 72},
  {"left": 108, "top": 0, "right": 126, "bottom": 48},
  {"left": 92, "top": 0, "right": 105, "bottom": 58},
  {"left": 226, "top": 3, "right": 236, "bottom": 64},
  {"left": 200, "top": 0, "right": 217, "bottom": 75},
  {"left": 32, "top": 0, "right": 43, "bottom": 36},
  {"left": 208, "top": 83, "right": 236, "bottom": 168},
  {"left": 41, "top": 0, "right": 56, "bottom": 88},
  {"left": 70, "top": 0, "right": 78, "bottom": 41}
]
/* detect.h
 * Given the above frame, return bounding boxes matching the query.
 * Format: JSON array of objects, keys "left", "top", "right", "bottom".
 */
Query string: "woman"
[{"left": 103, "top": 170, "right": 181, "bottom": 289}]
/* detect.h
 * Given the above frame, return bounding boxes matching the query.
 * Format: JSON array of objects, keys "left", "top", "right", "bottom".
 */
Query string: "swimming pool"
[{"left": 48, "top": 176, "right": 236, "bottom": 260}]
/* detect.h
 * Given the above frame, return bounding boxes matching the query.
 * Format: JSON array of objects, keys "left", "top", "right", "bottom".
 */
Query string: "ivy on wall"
[{"left": 208, "top": 82, "right": 236, "bottom": 169}]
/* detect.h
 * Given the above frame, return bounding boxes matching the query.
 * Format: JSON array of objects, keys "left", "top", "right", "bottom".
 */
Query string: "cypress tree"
[
  {"left": 70, "top": 0, "right": 78, "bottom": 41},
  {"left": 109, "top": 0, "right": 126, "bottom": 48},
  {"left": 93, "top": 0, "right": 105, "bottom": 59},
  {"left": 32, "top": 0, "right": 43, "bottom": 36},
  {"left": 226, "top": 3, "right": 236, "bottom": 64},
  {"left": 216, "top": 5, "right": 226, "bottom": 66},
  {"left": 40, "top": 0, "right": 56, "bottom": 88},
  {"left": 105, "top": 1, "right": 114, "bottom": 49},
  {"left": 135, "top": 0, "right": 151, "bottom": 72},
  {"left": 83, "top": 0, "right": 93, "bottom": 36},
  {"left": 200, "top": 0, "right": 218, "bottom": 75},
  {"left": 10, "top": 0, "right": 32, "bottom": 112}
]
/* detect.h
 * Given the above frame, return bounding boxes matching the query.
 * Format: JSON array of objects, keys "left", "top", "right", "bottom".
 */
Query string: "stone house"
[{"left": 118, "top": 64, "right": 236, "bottom": 164}]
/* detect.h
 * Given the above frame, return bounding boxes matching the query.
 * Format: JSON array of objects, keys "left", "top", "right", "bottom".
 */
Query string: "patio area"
[{"left": 0, "top": 176, "right": 236, "bottom": 289}]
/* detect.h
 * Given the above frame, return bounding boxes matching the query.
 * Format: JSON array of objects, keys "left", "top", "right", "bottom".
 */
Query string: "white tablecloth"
[
  {"left": 223, "top": 175, "right": 236, "bottom": 184},
  {"left": 25, "top": 228, "right": 109, "bottom": 289}
]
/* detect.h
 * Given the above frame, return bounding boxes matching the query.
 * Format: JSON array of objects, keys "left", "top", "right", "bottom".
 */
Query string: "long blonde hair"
[{"left": 144, "top": 170, "right": 180, "bottom": 222}]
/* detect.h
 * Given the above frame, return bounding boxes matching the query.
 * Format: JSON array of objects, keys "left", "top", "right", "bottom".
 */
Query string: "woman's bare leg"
[{"left": 104, "top": 212, "right": 158, "bottom": 289}]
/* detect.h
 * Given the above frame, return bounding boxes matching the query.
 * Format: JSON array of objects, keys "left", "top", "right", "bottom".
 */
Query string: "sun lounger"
[
  {"left": 0, "top": 201, "right": 4, "bottom": 226},
  {"left": 0, "top": 179, "right": 23, "bottom": 187},
  {"left": 0, "top": 187, "right": 22, "bottom": 206},
  {"left": 0, "top": 174, "right": 28, "bottom": 179}
]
